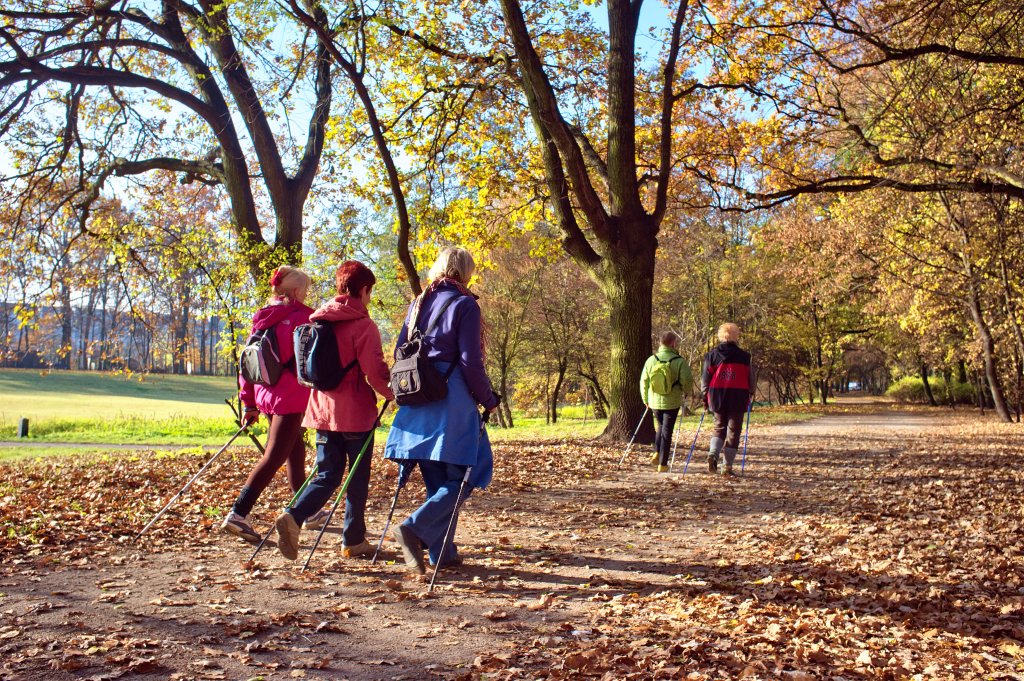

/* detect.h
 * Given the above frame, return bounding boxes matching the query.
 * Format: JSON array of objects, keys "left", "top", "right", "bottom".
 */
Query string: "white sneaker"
[
  {"left": 221, "top": 512, "right": 260, "bottom": 543},
  {"left": 303, "top": 508, "right": 332, "bottom": 530}
]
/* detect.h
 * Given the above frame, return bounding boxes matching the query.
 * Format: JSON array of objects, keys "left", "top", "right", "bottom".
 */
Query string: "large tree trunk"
[{"left": 597, "top": 247, "right": 655, "bottom": 442}]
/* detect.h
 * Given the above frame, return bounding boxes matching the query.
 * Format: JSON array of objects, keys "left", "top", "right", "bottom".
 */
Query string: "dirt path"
[{"left": 1, "top": 407, "right": 1021, "bottom": 680}]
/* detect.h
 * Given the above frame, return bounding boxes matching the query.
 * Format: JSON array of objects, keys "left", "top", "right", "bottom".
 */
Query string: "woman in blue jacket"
[{"left": 384, "top": 247, "right": 500, "bottom": 574}]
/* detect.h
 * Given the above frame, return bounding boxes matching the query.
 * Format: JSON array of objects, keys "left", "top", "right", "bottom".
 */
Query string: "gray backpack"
[{"left": 239, "top": 327, "right": 289, "bottom": 386}]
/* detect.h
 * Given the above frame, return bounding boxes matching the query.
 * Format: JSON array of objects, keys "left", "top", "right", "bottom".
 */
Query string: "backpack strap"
[
  {"left": 669, "top": 355, "right": 684, "bottom": 389},
  {"left": 419, "top": 294, "right": 462, "bottom": 336},
  {"left": 256, "top": 324, "right": 297, "bottom": 372},
  {"left": 413, "top": 293, "right": 463, "bottom": 379}
]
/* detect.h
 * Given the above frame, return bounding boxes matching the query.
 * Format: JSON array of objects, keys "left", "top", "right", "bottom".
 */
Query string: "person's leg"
[
  {"left": 722, "top": 410, "right": 743, "bottom": 473},
  {"left": 652, "top": 409, "right": 666, "bottom": 464},
  {"left": 284, "top": 427, "right": 307, "bottom": 494},
  {"left": 402, "top": 462, "right": 471, "bottom": 566},
  {"left": 659, "top": 408, "right": 679, "bottom": 466},
  {"left": 288, "top": 431, "right": 345, "bottom": 526},
  {"left": 231, "top": 412, "right": 304, "bottom": 517},
  {"left": 341, "top": 430, "right": 374, "bottom": 549},
  {"left": 275, "top": 431, "right": 344, "bottom": 561},
  {"left": 708, "top": 411, "right": 726, "bottom": 472}
]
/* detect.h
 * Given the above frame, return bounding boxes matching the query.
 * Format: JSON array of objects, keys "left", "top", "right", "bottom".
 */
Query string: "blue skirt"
[{"left": 384, "top": 364, "right": 494, "bottom": 489}]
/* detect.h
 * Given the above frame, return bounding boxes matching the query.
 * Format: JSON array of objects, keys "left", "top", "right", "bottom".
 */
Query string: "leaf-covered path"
[{"left": 1, "top": 406, "right": 1021, "bottom": 680}]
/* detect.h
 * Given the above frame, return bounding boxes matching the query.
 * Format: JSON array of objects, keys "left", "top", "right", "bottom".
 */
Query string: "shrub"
[{"left": 885, "top": 376, "right": 975, "bottom": 405}]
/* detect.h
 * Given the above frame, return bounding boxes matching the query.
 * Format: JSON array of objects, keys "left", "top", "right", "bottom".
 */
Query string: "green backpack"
[{"left": 649, "top": 357, "right": 679, "bottom": 396}]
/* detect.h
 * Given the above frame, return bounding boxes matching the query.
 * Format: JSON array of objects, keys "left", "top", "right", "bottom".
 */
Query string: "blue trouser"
[
  {"left": 402, "top": 460, "right": 472, "bottom": 566},
  {"left": 289, "top": 429, "right": 373, "bottom": 546}
]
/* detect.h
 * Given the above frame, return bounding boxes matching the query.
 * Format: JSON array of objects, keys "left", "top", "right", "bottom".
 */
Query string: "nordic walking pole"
[
  {"left": 133, "top": 425, "right": 249, "bottom": 542},
  {"left": 666, "top": 410, "right": 683, "bottom": 470},
  {"left": 301, "top": 400, "right": 390, "bottom": 572},
  {"left": 617, "top": 406, "right": 650, "bottom": 467},
  {"left": 248, "top": 461, "right": 320, "bottom": 562},
  {"left": 740, "top": 400, "right": 753, "bottom": 474},
  {"left": 679, "top": 408, "right": 707, "bottom": 475},
  {"left": 426, "top": 409, "right": 489, "bottom": 589},
  {"left": 372, "top": 462, "right": 413, "bottom": 564},
  {"left": 429, "top": 465, "right": 473, "bottom": 592}
]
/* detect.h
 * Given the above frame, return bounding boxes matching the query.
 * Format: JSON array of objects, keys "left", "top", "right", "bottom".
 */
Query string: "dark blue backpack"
[{"left": 293, "top": 321, "right": 358, "bottom": 391}]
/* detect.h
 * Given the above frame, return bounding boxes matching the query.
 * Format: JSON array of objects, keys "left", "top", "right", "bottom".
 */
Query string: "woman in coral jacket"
[
  {"left": 222, "top": 266, "right": 316, "bottom": 543},
  {"left": 274, "top": 260, "right": 394, "bottom": 561}
]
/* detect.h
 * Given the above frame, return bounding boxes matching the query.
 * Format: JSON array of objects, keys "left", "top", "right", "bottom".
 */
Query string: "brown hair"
[{"left": 335, "top": 260, "right": 377, "bottom": 296}]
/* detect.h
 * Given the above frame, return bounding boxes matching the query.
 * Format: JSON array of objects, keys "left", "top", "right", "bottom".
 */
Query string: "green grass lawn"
[
  {"left": 0, "top": 369, "right": 818, "bottom": 458},
  {"left": 0, "top": 369, "right": 244, "bottom": 445},
  {"left": 0, "top": 369, "right": 237, "bottom": 420}
]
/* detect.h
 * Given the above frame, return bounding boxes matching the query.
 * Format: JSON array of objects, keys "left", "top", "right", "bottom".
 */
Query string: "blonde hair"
[
  {"left": 717, "top": 323, "right": 740, "bottom": 343},
  {"left": 428, "top": 246, "right": 476, "bottom": 284},
  {"left": 269, "top": 265, "right": 311, "bottom": 304}
]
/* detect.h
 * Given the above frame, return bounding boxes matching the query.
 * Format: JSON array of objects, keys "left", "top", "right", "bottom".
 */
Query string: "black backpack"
[
  {"left": 391, "top": 294, "right": 462, "bottom": 406},
  {"left": 293, "top": 321, "right": 358, "bottom": 391}
]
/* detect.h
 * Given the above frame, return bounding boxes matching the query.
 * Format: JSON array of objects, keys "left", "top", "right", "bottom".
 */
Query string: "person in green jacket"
[{"left": 640, "top": 331, "right": 694, "bottom": 472}]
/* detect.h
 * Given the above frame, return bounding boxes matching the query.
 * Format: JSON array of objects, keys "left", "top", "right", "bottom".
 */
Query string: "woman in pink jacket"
[
  {"left": 274, "top": 260, "right": 394, "bottom": 560},
  {"left": 222, "top": 266, "right": 317, "bottom": 542}
]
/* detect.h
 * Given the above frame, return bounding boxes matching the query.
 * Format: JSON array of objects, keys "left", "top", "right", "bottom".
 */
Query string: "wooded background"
[{"left": 1, "top": 0, "right": 1021, "bottom": 431}]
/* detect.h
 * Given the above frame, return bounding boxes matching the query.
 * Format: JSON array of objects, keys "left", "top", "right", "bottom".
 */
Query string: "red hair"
[{"left": 335, "top": 260, "right": 376, "bottom": 296}]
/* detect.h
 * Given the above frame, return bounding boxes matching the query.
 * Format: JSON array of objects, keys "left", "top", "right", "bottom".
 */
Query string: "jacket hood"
[
  {"left": 310, "top": 295, "right": 370, "bottom": 322},
  {"left": 655, "top": 345, "right": 680, "bottom": 360},
  {"left": 251, "top": 301, "right": 311, "bottom": 330}
]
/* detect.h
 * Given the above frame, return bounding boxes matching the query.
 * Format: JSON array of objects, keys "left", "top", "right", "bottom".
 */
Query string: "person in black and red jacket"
[{"left": 701, "top": 323, "right": 755, "bottom": 476}]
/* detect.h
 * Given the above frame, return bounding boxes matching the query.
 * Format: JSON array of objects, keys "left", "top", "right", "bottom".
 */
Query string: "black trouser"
[{"left": 652, "top": 408, "right": 679, "bottom": 466}]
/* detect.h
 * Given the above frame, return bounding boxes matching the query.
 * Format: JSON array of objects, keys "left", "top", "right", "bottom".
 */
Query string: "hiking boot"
[
  {"left": 303, "top": 508, "right": 332, "bottom": 530},
  {"left": 393, "top": 525, "right": 425, "bottom": 575},
  {"left": 275, "top": 512, "right": 301, "bottom": 561},
  {"left": 649, "top": 451, "right": 659, "bottom": 464},
  {"left": 221, "top": 512, "right": 260, "bottom": 543},
  {"left": 707, "top": 456, "right": 718, "bottom": 473},
  {"left": 722, "top": 465, "right": 737, "bottom": 477},
  {"left": 342, "top": 540, "right": 375, "bottom": 559},
  {"left": 656, "top": 465, "right": 669, "bottom": 473}
]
